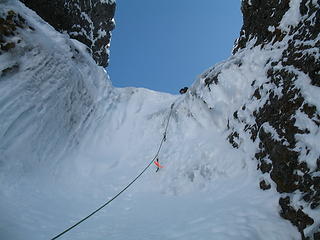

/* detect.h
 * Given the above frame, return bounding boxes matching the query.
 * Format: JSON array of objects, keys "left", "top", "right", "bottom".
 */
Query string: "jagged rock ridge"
[{"left": 20, "top": 0, "right": 116, "bottom": 67}]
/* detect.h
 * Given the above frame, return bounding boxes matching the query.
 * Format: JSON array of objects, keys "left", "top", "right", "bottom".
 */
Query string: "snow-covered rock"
[
  {"left": 202, "top": 0, "right": 320, "bottom": 238},
  {"left": 20, "top": 0, "right": 116, "bottom": 67}
]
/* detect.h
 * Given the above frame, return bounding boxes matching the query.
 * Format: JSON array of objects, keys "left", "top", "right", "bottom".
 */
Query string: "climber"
[
  {"left": 179, "top": 87, "right": 188, "bottom": 94},
  {"left": 154, "top": 158, "right": 164, "bottom": 172}
]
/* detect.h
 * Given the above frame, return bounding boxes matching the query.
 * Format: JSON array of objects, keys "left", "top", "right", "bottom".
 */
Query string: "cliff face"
[
  {"left": 235, "top": 0, "right": 320, "bottom": 86},
  {"left": 204, "top": 0, "right": 320, "bottom": 238},
  {"left": 20, "top": 0, "right": 116, "bottom": 67}
]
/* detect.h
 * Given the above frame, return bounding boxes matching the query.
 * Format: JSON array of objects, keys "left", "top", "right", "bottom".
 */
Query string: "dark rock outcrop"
[
  {"left": 279, "top": 196, "right": 315, "bottom": 239},
  {"left": 0, "top": 10, "right": 33, "bottom": 76},
  {"left": 233, "top": 0, "right": 291, "bottom": 53},
  {"left": 20, "top": 0, "right": 116, "bottom": 67},
  {"left": 259, "top": 179, "right": 271, "bottom": 190}
]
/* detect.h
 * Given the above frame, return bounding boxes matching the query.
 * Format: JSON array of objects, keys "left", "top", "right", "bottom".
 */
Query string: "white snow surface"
[
  {"left": 279, "top": 0, "right": 303, "bottom": 32},
  {"left": 100, "top": 0, "right": 115, "bottom": 4},
  {"left": 0, "top": 1, "right": 303, "bottom": 240}
]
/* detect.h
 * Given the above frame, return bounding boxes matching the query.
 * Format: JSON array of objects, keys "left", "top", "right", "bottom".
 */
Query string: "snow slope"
[{"left": 0, "top": 1, "right": 303, "bottom": 239}]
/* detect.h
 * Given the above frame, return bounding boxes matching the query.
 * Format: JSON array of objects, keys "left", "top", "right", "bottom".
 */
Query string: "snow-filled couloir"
[{"left": 1, "top": 0, "right": 320, "bottom": 239}]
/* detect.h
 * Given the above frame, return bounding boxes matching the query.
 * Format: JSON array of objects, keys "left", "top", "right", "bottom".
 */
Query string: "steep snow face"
[{"left": 0, "top": 0, "right": 112, "bottom": 182}]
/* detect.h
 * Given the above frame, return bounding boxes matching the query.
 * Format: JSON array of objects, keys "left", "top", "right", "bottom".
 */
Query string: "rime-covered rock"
[
  {"left": 202, "top": 0, "right": 320, "bottom": 238},
  {"left": 20, "top": 0, "right": 116, "bottom": 67}
]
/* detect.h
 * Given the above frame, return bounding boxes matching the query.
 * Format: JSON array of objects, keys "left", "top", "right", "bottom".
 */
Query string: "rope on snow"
[{"left": 50, "top": 102, "right": 175, "bottom": 240}]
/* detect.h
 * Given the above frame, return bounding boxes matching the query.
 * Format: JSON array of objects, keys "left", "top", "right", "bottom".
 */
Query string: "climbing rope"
[{"left": 50, "top": 102, "right": 175, "bottom": 240}]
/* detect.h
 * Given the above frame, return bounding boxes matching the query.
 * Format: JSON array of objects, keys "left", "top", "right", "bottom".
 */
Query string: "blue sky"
[{"left": 108, "top": 1, "right": 242, "bottom": 94}]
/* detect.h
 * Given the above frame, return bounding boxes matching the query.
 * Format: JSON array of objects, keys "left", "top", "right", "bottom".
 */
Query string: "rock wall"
[
  {"left": 234, "top": 0, "right": 320, "bottom": 239},
  {"left": 203, "top": 0, "right": 320, "bottom": 239},
  {"left": 20, "top": 0, "right": 116, "bottom": 67}
]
